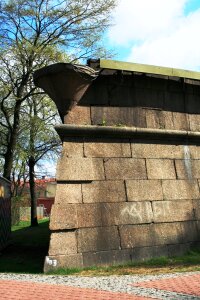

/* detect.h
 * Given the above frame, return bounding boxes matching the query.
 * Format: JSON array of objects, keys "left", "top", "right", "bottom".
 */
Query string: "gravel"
[{"left": 1, "top": 271, "right": 200, "bottom": 300}]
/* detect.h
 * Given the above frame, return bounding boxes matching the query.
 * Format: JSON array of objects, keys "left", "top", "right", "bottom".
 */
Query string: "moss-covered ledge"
[{"left": 55, "top": 124, "right": 200, "bottom": 143}]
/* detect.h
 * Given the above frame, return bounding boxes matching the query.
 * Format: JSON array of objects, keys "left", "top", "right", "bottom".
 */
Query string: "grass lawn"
[
  {"left": 47, "top": 249, "right": 200, "bottom": 276},
  {"left": 1, "top": 219, "right": 200, "bottom": 275},
  {"left": 0, "top": 219, "right": 50, "bottom": 274}
]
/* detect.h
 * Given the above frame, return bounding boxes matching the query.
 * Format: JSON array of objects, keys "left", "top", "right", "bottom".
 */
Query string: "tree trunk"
[
  {"left": 3, "top": 101, "right": 22, "bottom": 180},
  {"left": 29, "top": 156, "right": 38, "bottom": 227}
]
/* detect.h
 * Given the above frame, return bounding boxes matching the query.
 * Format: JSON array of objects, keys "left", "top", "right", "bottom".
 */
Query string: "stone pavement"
[{"left": 0, "top": 272, "right": 200, "bottom": 300}]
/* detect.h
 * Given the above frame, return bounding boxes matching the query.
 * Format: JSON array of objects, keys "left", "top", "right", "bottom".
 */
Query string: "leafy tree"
[
  {"left": 23, "top": 95, "right": 61, "bottom": 226},
  {"left": 0, "top": 0, "right": 116, "bottom": 180}
]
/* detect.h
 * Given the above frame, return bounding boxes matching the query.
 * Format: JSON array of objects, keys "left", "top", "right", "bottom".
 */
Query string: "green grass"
[
  {"left": 47, "top": 249, "right": 200, "bottom": 276},
  {"left": 0, "top": 219, "right": 50, "bottom": 274},
  {"left": 1, "top": 219, "right": 200, "bottom": 276}
]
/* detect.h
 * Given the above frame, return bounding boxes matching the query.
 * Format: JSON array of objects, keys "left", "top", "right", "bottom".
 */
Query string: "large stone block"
[
  {"left": 188, "top": 114, "right": 200, "bottom": 131},
  {"left": 190, "top": 146, "right": 200, "bottom": 159},
  {"left": 152, "top": 200, "right": 194, "bottom": 223},
  {"left": 134, "top": 88, "right": 164, "bottom": 108},
  {"left": 91, "top": 106, "right": 146, "bottom": 127},
  {"left": 82, "top": 180, "right": 126, "bottom": 203},
  {"left": 55, "top": 183, "right": 82, "bottom": 204},
  {"left": 162, "top": 180, "right": 200, "bottom": 200},
  {"left": 186, "top": 94, "right": 200, "bottom": 114},
  {"left": 118, "top": 202, "right": 153, "bottom": 225},
  {"left": 84, "top": 142, "right": 131, "bottom": 157},
  {"left": 62, "top": 140, "right": 84, "bottom": 157},
  {"left": 83, "top": 249, "right": 131, "bottom": 267},
  {"left": 146, "top": 159, "right": 176, "bottom": 179},
  {"left": 101, "top": 202, "right": 153, "bottom": 226},
  {"left": 131, "top": 245, "right": 169, "bottom": 262},
  {"left": 50, "top": 204, "right": 77, "bottom": 230},
  {"left": 104, "top": 158, "right": 147, "bottom": 180},
  {"left": 81, "top": 77, "right": 109, "bottom": 106},
  {"left": 153, "top": 223, "right": 184, "bottom": 245},
  {"left": 49, "top": 232, "right": 77, "bottom": 255},
  {"left": 175, "top": 159, "right": 200, "bottom": 179},
  {"left": 77, "top": 227, "right": 120, "bottom": 252},
  {"left": 120, "top": 222, "right": 197, "bottom": 249},
  {"left": 181, "top": 221, "right": 200, "bottom": 242},
  {"left": 56, "top": 158, "right": 105, "bottom": 181},
  {"left": 64, "top": 106, "right": 91, "bottom": 125},
  {"left": 77, "top": 204, "right": 102, "bottom": 228},
  {"left": 164, "top": 91, "right": 185, "bottom": 112},
  {"left": 145, "top": 110, "right": 174, "bottom": 130},
  {"left": 193, "top": 200, "right": 200, "bottom": 220},
  {"left": 131, "top": 143, "right": 184, "bottom": 159},
  {"left": 172, "top": 112, "right": 189, "bottom": 131},
  {"left": 120, "top": 224, "right": 154, "bottom": 248},
  {"left": 44, "top": 254, "right": 83, "bottom": 272},
  {"left": 167, "top": 243, "right": 191, "bottom": 257},
  {"left": 126, "top": 179, "right": 163, "bottom": 201}
]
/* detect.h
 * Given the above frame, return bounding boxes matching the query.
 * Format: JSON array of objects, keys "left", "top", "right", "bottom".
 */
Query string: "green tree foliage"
[
  {"left": 0, "top": 0, "right": 116, "bottom": 225},
  {"left": 0, "top": 0, "right": 116, "bottom": 180}
]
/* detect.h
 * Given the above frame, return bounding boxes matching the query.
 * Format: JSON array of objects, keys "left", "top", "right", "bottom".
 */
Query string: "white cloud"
[{"left": 108, "top": 0, "right": 200, "bottom": 70}]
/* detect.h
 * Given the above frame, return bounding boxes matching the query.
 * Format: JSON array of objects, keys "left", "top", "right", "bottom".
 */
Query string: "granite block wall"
[
  {"left": 45, "top": 138, "right": 200, "bottom": 271},
  {"left": 43, "top": 66, "right": 200, "bottom": 272}
]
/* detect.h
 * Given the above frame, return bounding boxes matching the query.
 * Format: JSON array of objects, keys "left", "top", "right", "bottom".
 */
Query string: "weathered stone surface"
[
  {"left": 80, "top": 77, "right": 109, "bottom": 106},
  {"left": 118, "top": 202, "right": 153, "bottom": 225},
  {"left": 62, "top": 140, "right": 84, "bottom": 157},
  {"left": 120, "top": 224, "right": 154, "bottom": 248},
  {"left": 126, "top": 179, "right": 163, "bottom": 201},
  {"left": 172, "top": 112, "right": 189, "bottom": 131},
  {"left": 193, "top": 200, "right": 200, "bottom": 220},
  {"left": 82, "top": 180, "right": 126, "bottom": 203},
  {"left": 152, "top": 200, "right": 194, "bottom": 223},
  {"left": 77, "top": 204, "right": 102, "bottom": 228},
  {"left": 56, "top": 158, "right": 105, "bottom": 181},
  {"left": 84, "top": 142, "right": 131, "bottom": 157},
  {"left": 164, "top": 91, "right": 185, "bottom": 112},
  {"left": 162, "top": 180, "right": 200, "bottom": 200},
  {"left": 50, "top": 204, "right": 77, "bottom": 230},
  {"left": 145, "top": 110, "right": 174, "bottom": 130},
  {"left": 134, "top": 88, "right": 164, "bottom": 108},
  {"left": 152, "top": 222, "right": 195, "bottom": 245},
  {"left": 131, "top": 245, "right": 169, "bottom": 262},
  {"left": 101, "top": 202, "right": 153, "bottom": 226},
  {"left": 64, "top": 106, "right": 91, "bottom": 125},
  {"left": 83, "top": 249, "right": 131, "bottom": 267},
  {"left": 77, "top": 227, "right": 120, "bottom": 252},
  {"left": 91, "top": 106, "right": 146, "bottom": 127},
  {"left": 131, "top": 143, "right": 184, "bottom": 159},
  {"left": 146, "top": 159, "right": 176, "bottom": 179},
  {"left": 186, "top": 94, "right": 200, "bottom": 114},
  {"left": 188, "top": 114, "right": 200, "bottom": 131},
  {"left": 49, "top": 232, "right": 77, "bottom": 255},
  {"left": 107, "top": 84, "right": 134, "bottom": 106},
  {"left": 181, "top": 221, "right": 200, "bottom": 242},
  {"left": 104, "top": 158, "right": 147, "bottom": 180},
  {"left": 44, "top": 254, "right": 83, "bottom": 272},
  {"left": 175, "top": 159, "right": 200, "bottom": 179},
  {"left": 55, "top": 183, "right": 82, "bottom": 204},
  {"left": 120, "top": 222, "right": 198, "bottom": 249},
  {"left": 146, "top": 109, "right": 164, "bottom": 129},
  {"left": 162, "top": 111, "right": 174, "bottom": 130},
  {"left": 167, "top": 243, "right": 191, "bottom": 257},
  {"left": 190, "top": 146, "right": 200, "bottom": 159}
]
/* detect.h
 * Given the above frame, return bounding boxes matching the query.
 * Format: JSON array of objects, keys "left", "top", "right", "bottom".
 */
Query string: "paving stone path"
[{"left": 0, "top": 271, "right": 200, "bottom": 299}]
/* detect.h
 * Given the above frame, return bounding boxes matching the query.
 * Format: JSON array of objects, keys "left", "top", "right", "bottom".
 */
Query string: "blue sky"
[
  {"left": 106, "top": 0, "right": 200, "bottom": 71},
  {"left": 44, "top": 0, "right": 200, "bottom": 177}
]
